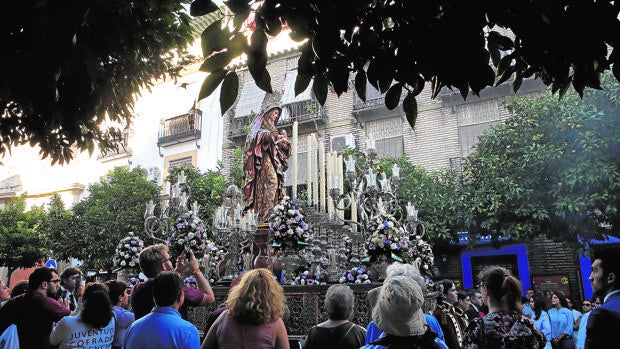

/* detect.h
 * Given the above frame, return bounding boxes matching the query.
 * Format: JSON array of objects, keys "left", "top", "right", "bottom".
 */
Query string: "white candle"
[
  {"left": 306, "top": 134, "right": 312, "bottom": 206},
  {"left": 292, "top": 120, "right": 298, "bottom": 199},
  {"left": 350, "top": 194, "right": 357, "bottom": 226},
  {"left": 312, "top": 135, "right": 319, "bottom": 208},
  {"left": 319, "top": 138, "right": 326, "bottom": 212},
  {"left": 337, "top": 153, "right": 344, "bottom": 220},
  {"left": 326, "top": 151, "right": 333, "bottom": 215}
]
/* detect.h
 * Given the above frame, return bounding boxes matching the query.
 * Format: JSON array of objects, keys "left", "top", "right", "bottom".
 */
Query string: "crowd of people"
[{"left": 0, "top": 243, "right": 618, "bottom": 349}]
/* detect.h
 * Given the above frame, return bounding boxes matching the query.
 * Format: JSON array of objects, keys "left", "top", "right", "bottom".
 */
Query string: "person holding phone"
[{"left": 130, "top": 243, "right": 215, "bottom": 320}]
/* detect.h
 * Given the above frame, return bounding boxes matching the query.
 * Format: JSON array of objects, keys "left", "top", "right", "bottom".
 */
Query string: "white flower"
[
  {"left": 177, "top": 239, "right": 185, "bottom": 245},
  {"left": 129, "top": 261, "right": 135, "bottom": 267},
  {"left": 120, "top": 261, "right": 126, "bottom": 266},
  {"left": 124, "top": 244, "right": 130, "bottom": 249},
  {"left": 132, "top": 247, "right": 137, "bottom": 252},
  {"left": 388, "top": 221, "right": 394, "bottom": 228},
  {"left": 187, "top": 232, "right": 195, "bottom": 239}
]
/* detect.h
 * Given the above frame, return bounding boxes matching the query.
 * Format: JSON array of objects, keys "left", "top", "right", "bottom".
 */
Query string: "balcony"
[
  {"left": 157, "top": 110, "right": 202, "bottom": 147},
  {"left": 229, "top": 100, "right": 327, "bottom": 142}
]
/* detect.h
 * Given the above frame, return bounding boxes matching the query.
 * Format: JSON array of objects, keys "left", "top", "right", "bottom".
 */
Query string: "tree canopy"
[
  {"left": 462, "top": 73, "right": 620, "bottom": 246},
  {"left": 1, "top": 1, "right": 195, "bottom": 164},
  {"left": 192, "top": 0, "right": 620, "bottom": 128},
  {"left": 0, "top": 197, "right": 47, "bottom": 285},
  {"left": 65, "top": 167, "right": 160, "bottom": 272}
]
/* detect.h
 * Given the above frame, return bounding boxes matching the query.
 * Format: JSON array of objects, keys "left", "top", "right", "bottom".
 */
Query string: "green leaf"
[
  {"left": 248, "top": 30, "right": 272, "bottom": 93},
  {"left": 385, "top": 83, "right": 402, "bottom": 110},
  {"left": 198, "top": 69, "right": 227, "bottom": 101},
  {"left": 403, "top": 92, "right": 418, "bottom": 129},
  {"left": 190, "top": 0, "right": 219, "bottom": 16},
  {"left": 220, "top": 72, "right": 239, "bottom": 114},
  {"left": 355, "top": 70, "right": 367, "bottom": 102},
  {"left": 228, "top": 33, "right": 247, "bottom": 57},
  {"left": 294, "top": 73, "right": 312, "bottom": 97},
  {"left": 224, "top": 0, "right": 250, "bottom": 14},
  {"left": 199, "top": 51, "right": 233, "bottom": 72},
  {"left": 312, "top": 74, "right": 328, "bottom": 105},
  {"left": 233, "top": 8, "right": 251, "bottom": 30},
  {"left": 201, "top": 20, "right": 226, "bottom": 58}
]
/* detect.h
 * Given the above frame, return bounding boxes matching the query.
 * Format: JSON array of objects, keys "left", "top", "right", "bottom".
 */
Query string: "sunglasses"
[
  {"left": 583, "top": 303, "right": 592, "bottom": 306},
  {"left": 49, "top": 279, "right": 61, "bottom": 284}
]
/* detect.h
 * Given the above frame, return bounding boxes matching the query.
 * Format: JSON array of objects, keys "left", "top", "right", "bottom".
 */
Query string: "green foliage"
[
  {"left": 230, "top": 148, "right": 244, "bottom": 188},
  {"left": 463, "top": 73, "right": 620, "bottom": 245},
  {"left": 43, "top": 194, "right": 73, "bottom": 260},
  {"left": 374, "top": 156, "right": 464, "bottom": 245},
  {"left": 167, "top": 166, "right": 228, "bottom": 231},
  {"left": 66, "top": 167, "right": 160, "bottom": 272},
  {"left": 194, "top": 0, "right": 620, "bottom": 130},
  {"left": 0, "top": 197, "right": 47, "bottom": 285},
  {"left": 0, "top": 1, "right": 195, "bottom": 165}
]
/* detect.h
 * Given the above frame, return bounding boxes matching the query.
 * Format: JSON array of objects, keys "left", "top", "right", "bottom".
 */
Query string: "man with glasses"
[
  {"left": 0, "top": 267, "right": 71, "bottom": 348},
  {"left": 575, "top": 299, "right": 594, "bottom": 349}
]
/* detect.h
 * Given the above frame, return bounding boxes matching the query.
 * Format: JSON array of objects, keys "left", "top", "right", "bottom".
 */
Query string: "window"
[
  {"left": 168, "top": 157, "right": 193, "bottom": 170},
  {"left": 456, "top": 100, "right": 501, "bottom": 158},
  {"left": 281, "top": 69, "right": 313, "bottom": 105},
  {"left": 376, "top": 136, "right": 404, "bottom": 158},
  {"left": 235, "top": 81, "right": 266, "bottom": 118}
]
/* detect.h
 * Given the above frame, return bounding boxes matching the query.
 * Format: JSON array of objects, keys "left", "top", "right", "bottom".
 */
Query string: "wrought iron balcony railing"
[
  {"left": 229, "top": 100, "right": 327, "bottom": 141},
  {"left": 158, "top": 110, "right": 202, "bottom": 147}
]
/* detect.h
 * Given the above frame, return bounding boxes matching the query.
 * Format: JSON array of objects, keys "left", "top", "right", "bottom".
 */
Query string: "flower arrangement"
[
  {"left": 408, "top": 235, "right": 435, "bottom": 278},
  {"left": 184, "top": 275, "right": 197, "bottom": 289},
  {"left": 268, "top": 196, "right": 310, "bottom": 250},
  {"left": 339, "top": 265, "right": 372, "bottom": 284},
  {"left": 168, "top": 212, "right": 208, "bottom": 258},
  {"left": 290, "top": 269, "right": 328, "bottom": 286},
  {"left": 205, "top": 242, "right": 226, "bottom": 284},
  {"left": 126, "top": 276, "right": 145, "bottom": 289},
  {"left": 362, "top": 213, "right": 410, "bottom": 263},
  {"left": 113, "top": 232, "right": 144, "bottom": 271}
]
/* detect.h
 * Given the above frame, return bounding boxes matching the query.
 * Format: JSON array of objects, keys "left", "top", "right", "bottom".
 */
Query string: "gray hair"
[
  {"left": 324, "top": 284, "right": 355, "bottom": 320},
  {"left": 386, "top": 262, "right": 427, "bottom": 293}
]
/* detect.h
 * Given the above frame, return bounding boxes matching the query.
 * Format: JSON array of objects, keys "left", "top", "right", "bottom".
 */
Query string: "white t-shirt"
[{"left": 50, "top": 314, "right": 115, "bottom": 349}]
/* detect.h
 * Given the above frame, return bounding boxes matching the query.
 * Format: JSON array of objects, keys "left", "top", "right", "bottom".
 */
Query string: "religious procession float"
[{"left": 114, "top": 105, "right": 436, "bottom": 336}]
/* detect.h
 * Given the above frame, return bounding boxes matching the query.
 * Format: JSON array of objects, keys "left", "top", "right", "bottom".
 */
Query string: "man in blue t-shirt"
[{"left": 124, "top": 272, "right": 200, "bottom": 349}]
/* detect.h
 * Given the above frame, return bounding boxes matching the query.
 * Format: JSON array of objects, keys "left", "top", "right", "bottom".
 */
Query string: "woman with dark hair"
[
  {"left": 462, "top": 266, "right": 545, "bottom": 348},
  {"left": 201, "top": 268, "right": 289, "bottom": 349},
  {"left": 531, "top": 295, "right": 552, "bottom": 349},
  {"left": 548, "top": 291, "right": 574, "bottom": 349},
  {"left": 303, "top": 284, "right": 366, "bottom": 349},
  {"left": 105, "top": 280, "right": 134, "bottom": 349},
  {"left": 50, "top": 282, "right": 115, "bottom": 349}
]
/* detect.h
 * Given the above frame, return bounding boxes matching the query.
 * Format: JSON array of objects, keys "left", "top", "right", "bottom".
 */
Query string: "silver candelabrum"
[
  {"left": 326, "top": 140, "right": 427, "bottom": 273},
  {"left": 144, "top": 170, "right": 198, "bottom": 243},
  {"left": 211, "top": 185, "right": 259, "bottom": 283}
]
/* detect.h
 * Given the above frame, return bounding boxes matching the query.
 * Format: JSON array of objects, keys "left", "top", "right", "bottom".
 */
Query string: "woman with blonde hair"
[{"left": 201, "top": 268, "right": 289, "bottom": 349}]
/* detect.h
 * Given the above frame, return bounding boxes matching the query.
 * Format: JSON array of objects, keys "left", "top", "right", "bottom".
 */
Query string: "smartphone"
[{"left": 61, "top": 290, "right": 68, "bottom": 299}]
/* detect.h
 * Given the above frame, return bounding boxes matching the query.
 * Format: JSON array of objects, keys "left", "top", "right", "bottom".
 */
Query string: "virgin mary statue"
[{"left": 242, "top": 105, "right": 291, "bottom": 222}]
